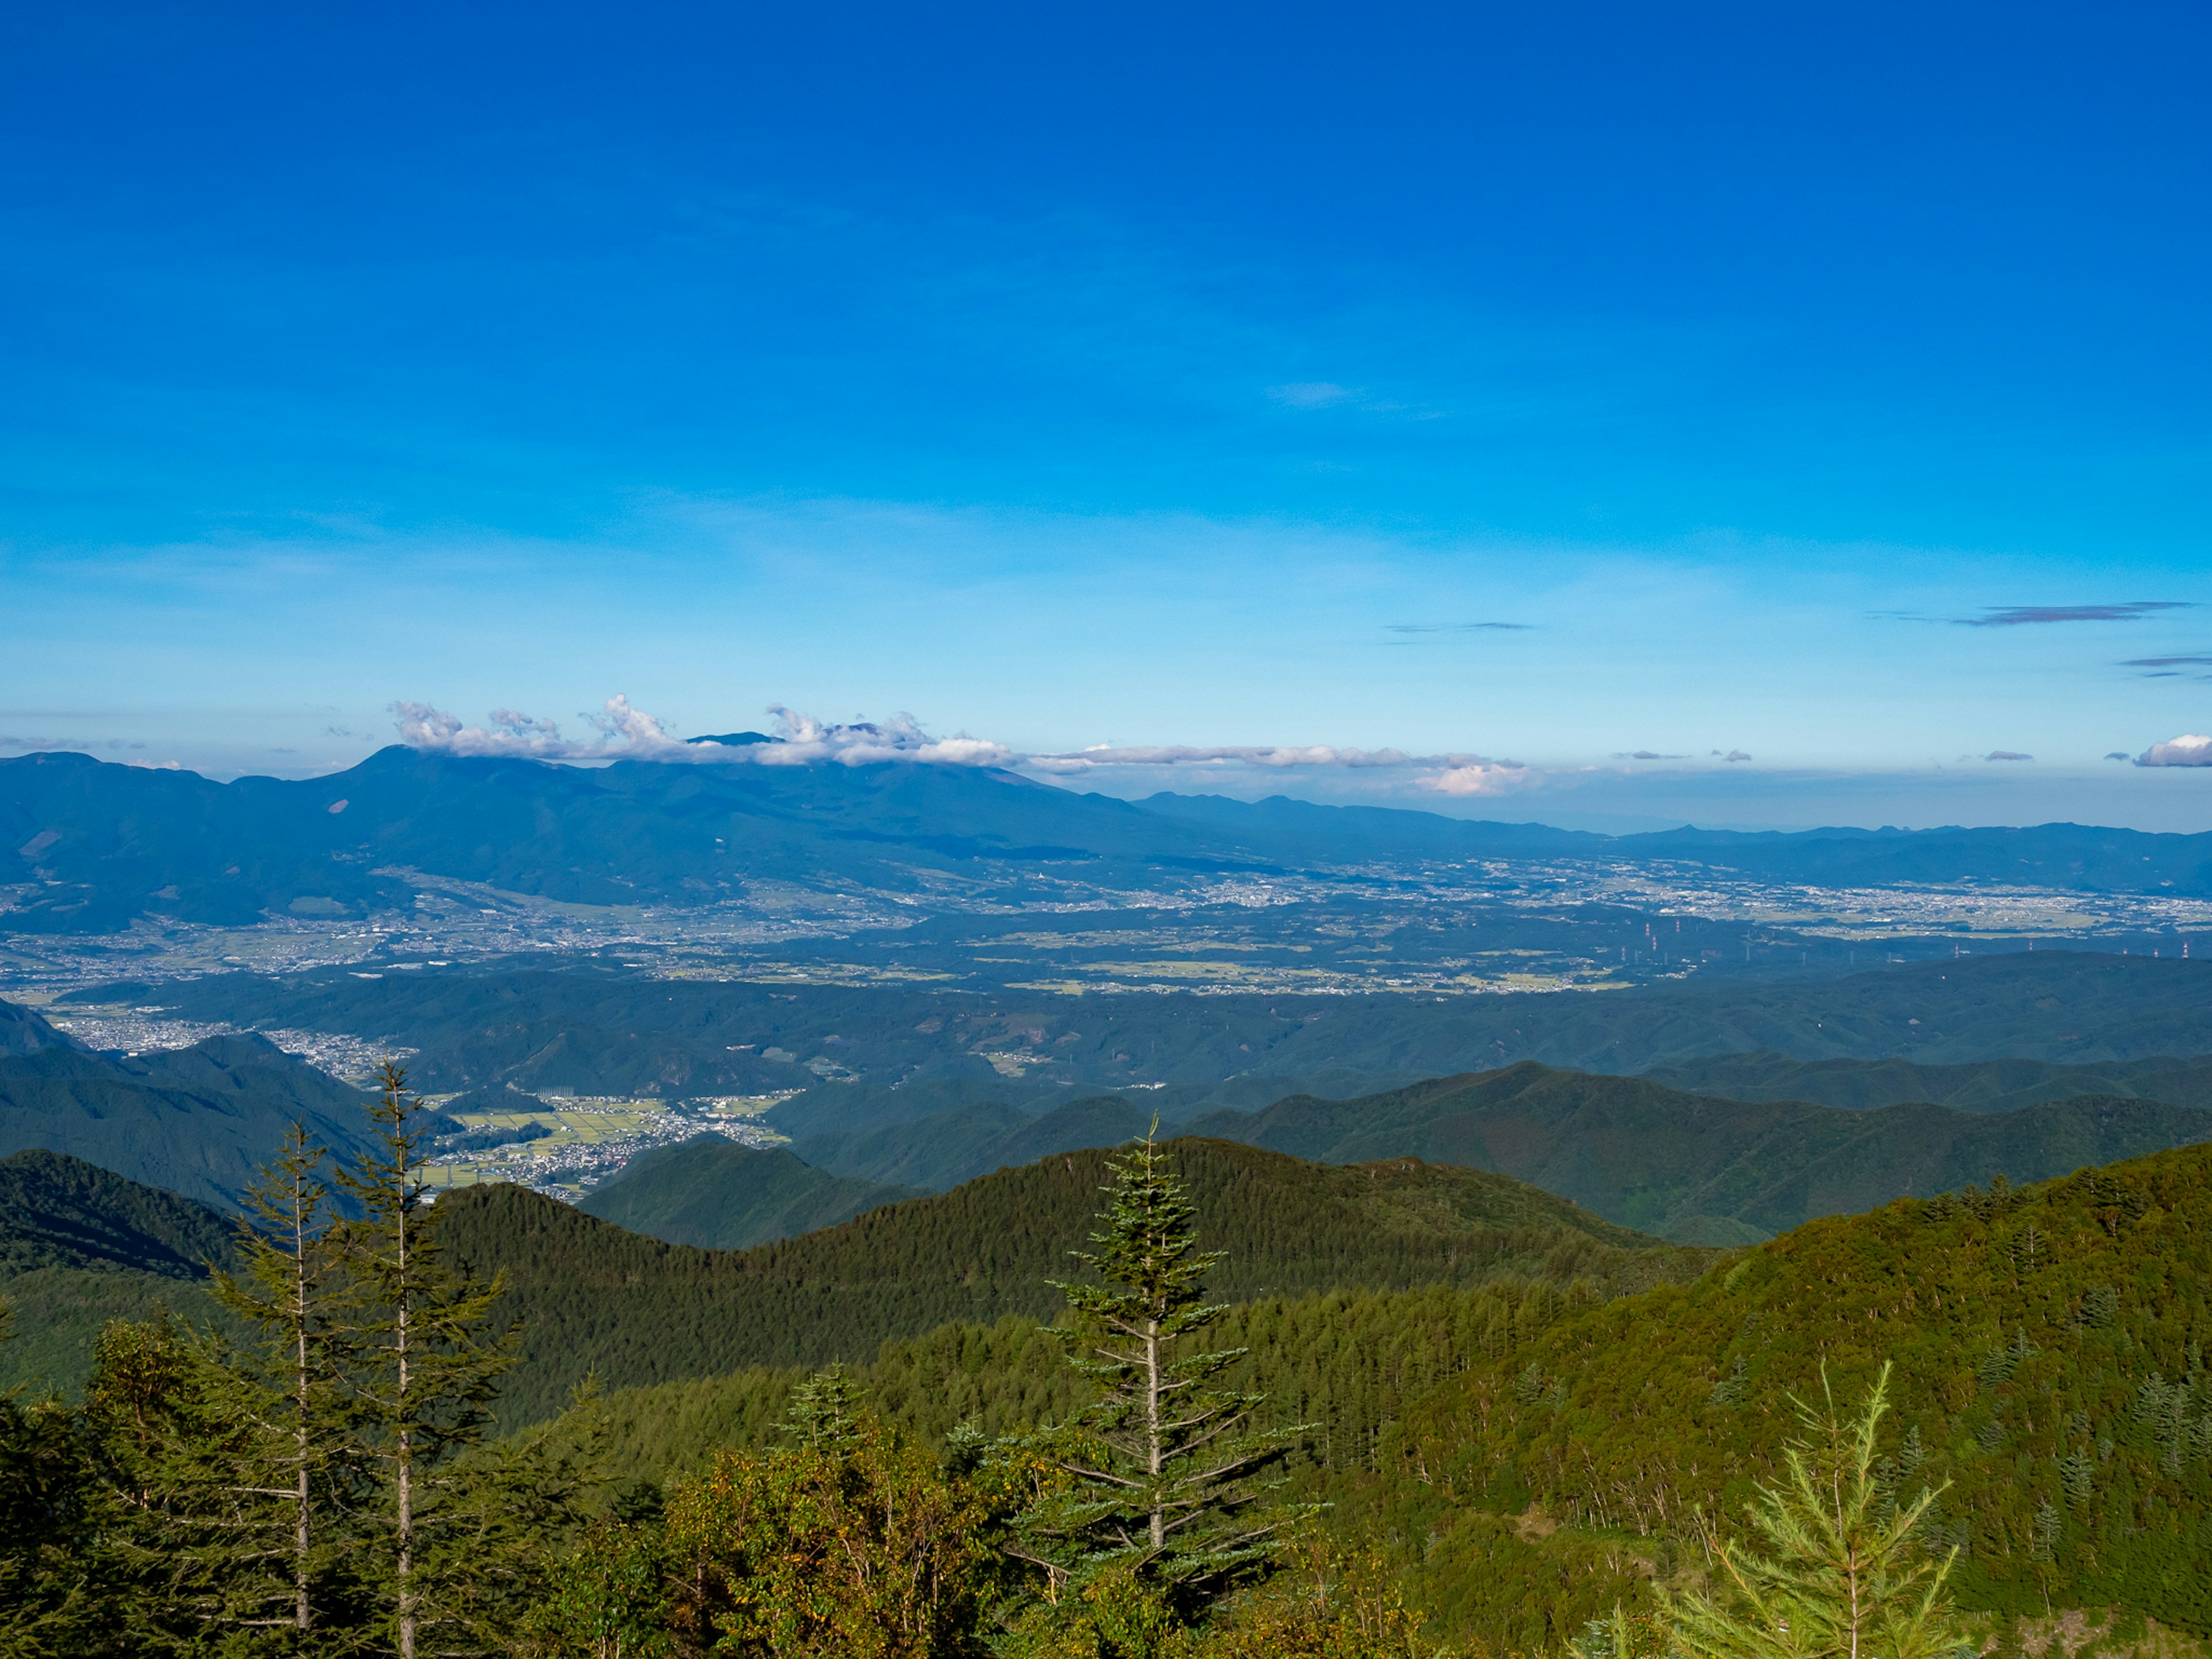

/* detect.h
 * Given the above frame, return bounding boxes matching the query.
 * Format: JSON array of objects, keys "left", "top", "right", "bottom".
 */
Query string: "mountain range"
[
  {"left": 13, "top": 745, "right": 2212, "bottom": 933},
  {"left": 0, "top": 1002, "right": 379, "bottom": 1210}
]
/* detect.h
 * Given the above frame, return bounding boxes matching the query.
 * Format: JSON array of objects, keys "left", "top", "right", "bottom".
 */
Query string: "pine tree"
[
  {"left": 1662, "top": 1363, "right": 1963, "bottom": 1659},
  {"left": 1012, "top": 1128, "right": 1310, "bottom": 1619},
  {"left": 333, "top": 1063, "right": 522, "bottom": 1659}
]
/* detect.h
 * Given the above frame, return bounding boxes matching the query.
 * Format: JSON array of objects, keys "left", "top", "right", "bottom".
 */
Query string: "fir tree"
[
  {"left": 332, "top": 1063, "right": 521, "bottom": 1659},
  {"left": 1662, "top": 1363, "right": 1963, "bottom": 1659},
  {"left": 1012, "top": 1127, "right": 1310, "bottom": 1618},
  {"left": 203, "top": 1122, "right": 357, "bottom": 1644}
]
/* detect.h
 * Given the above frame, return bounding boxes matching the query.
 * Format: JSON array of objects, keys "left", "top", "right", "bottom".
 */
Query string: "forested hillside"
[
  {"left": 438, "top": 1138, "right": 1706, "bottom": 1423},
  {"left": 1646, "top": 1048, "right": 2212, "bottom": 1113},
  {"left": 553, "top": 1143, "right": 2212, "bottom": 1650},
  {"left": 1371, "top": 1141, "right": 2212, "bottom": 1643},
  {"left": 575, "top": 1137, "right": 922, "bottom": 1247},
  {"left": 0, "top": 1149, "right": 236, "bottom": 1393},
  {"left": 1185, "top": 1062, "right": 2212, "bottom": 1240}
]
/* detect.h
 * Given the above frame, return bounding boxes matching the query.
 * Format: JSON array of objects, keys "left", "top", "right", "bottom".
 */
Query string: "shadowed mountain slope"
[
  {"left": 575, "top": 1138, "right": 921, "bottom": 1249},
  {"left": 1183, "top": 1062, "right": 2212, "bottom": 1240},
  {"left": 796, "top": 1095, "right": 1166, "bottom": 1191},
  {"left": 15, "top": 746, "right": 2212, "bottom": 936},
  {"left": 0, "top": 1008, "right": 380, "bottom": 1210},
  {"left": 0, "top": 1149, "right": 238, "bottom": 1396}
]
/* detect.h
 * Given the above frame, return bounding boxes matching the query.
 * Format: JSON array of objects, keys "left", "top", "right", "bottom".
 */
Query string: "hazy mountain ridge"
[{"left": 13, "top": 747, "right": 2212, "bottom": 936}]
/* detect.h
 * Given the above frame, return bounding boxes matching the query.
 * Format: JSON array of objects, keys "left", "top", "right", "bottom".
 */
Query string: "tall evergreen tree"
[
  {"left": 1662, "top": 1363, "right": 1964, "bottom": 1659},
  {"left": 333, "top": 1063, "right": 521, "bottom": 1659},
  {"left": 1012, "top": 1128, "right": 1309, "bottom": 1619},
  {"left": 204, "top": 1123, "right": 357, "bottom": 1645}
]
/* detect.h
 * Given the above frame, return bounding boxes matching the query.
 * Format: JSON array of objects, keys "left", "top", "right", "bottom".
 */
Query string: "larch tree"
[{"left": 1662, "top": 1362, "right": 1965, "bottom": 1659}]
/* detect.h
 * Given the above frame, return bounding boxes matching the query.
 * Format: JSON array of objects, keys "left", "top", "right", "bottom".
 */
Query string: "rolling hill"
[
  {"left": 435, "top": 1137, "right": 1707, "bottom": 1425},
  {"left": 0, "top": 1149, "right": 238, "bottom": 1395},
  {"left": 1182, "top": 1062, "right": 2212, "bottom": 1241},
  {"left": 0, "top": 1001, "right": 381, "bottom": 1210},
  {"left": 575, "top": 1137, "right": 922, "bottom": 1248}
]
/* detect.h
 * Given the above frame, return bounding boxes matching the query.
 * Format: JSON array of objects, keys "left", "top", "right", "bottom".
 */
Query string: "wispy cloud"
[
  {"left": 1869, "top": 602, "right": 2195, "bottom": 627},
  {"left": 1611, "top": 750, "right": 1687, "bottom": 760},
  {"left": 1266, "top": 381, "right": 1354, "bottom": 409},
  {"left": 1984, "top": 750, "right": 2034, "bottom": 762},
  {"left": 1384, "top": 622, "right": 1533, "bottom": 634},
  {"left": 1961, "top": 603, "right": 2192, "bottom": 627}
]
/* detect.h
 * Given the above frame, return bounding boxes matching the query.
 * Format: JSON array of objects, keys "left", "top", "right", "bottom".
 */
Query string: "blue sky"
[{"left": 3, "top": 1, "right": 2209, "bottom": 828}]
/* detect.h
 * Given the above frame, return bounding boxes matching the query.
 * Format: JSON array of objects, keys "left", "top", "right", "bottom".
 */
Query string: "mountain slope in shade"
[
  {"left": 575, "top": 1138, "right": 921, "bottom": 1249},
  {"left": 438, "top": 1137, "right": 1704, "bottom": 1425},
  {"left": 0, "top": 1149, "right": 237, "bottom": 1396},
  {"left": 1643, "top": 1047, "right": 2212, "bottom": 1113},
  {"left": 0, "top": 1011, "right": 380, "bottom": 1210},
  {"left": 797, "top": 1095, "right": 1165, "bottom": 1192},
  {"left": 1183, "top": 1062, "right": 2212, "bottom": 1240}
]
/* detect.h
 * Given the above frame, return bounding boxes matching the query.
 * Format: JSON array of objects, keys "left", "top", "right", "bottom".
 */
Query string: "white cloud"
[
  {"left": 2135, "top": 733, "right": 2212, "bottom": 767},
  {"left": 1422, "top": 763, "right": 1532, "bottom": 797},
  {"left": 391, "top": 697, "right": 1015, "bottom": 768}
]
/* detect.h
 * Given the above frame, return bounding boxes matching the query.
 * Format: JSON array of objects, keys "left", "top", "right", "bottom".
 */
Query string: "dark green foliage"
[
  {"left": 1014, "top": 1134, "right": 1309, "bottom": 1609},
  {"left": 0, "top": 1149, "right": 239, "bottom": 1396},
  {"left": 0, "top": 1026, "right": 380, "bottom": 1210},
  {"left": 796, "top": 1099, "right": 1035, "bottom": 1187},
  {"left": 437, "top": 1139, "right": 1703, "bottom": 1425},
  {"left": 800, "top": 1096, "right": 1169, "bottom": 1193},
  {"left": 558, "top": 1276, "right": 1608, "bottom": 1497},
  {"left": 1645, "top": 1049, "right": 2212, "bottom": 1115},
  {"left": 0, "top": 1149, "right": 238, "bottom": 1279},
  {"left": 577, "top": 1138, "right": 920, "bottom": 1249},
  {"left": 1660, "top": 1366, "right": 1965, "bottom": 1659},
  {"left": 331, "top": 1062, "right": 529, "bottom": 1656},
  {"left": 1187, "top": 1063, "right": 2212, "bottom": 1239}
]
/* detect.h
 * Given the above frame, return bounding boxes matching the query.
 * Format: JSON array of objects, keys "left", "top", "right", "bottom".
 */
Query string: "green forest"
[{"left": 3, "top": 1064, "right": 2210, "bottom": 1657}]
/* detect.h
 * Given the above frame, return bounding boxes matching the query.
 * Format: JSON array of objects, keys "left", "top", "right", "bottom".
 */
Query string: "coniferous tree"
[
  {"left": 1662, "top": 1363, "right": 1964, "bottom": 1659},
  {"left": 333, "top": 1063, "right": 521, "bottom": 1659},
  {"left": 1012, "top": 1128, "right": 1310, "bottom": 1621},
  {"left": 202, "top": 1123, "right": 358, "bottom": 1645}
]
